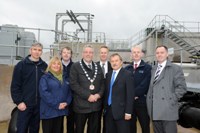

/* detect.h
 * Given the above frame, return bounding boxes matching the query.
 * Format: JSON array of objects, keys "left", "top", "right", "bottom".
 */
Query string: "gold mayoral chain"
[{"left": 79, "top": 61, "right": 98, "bottom": 90}]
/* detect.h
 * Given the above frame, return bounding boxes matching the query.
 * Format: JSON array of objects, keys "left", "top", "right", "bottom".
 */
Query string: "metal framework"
[{"left": 55, "top": 10, "right": 94, "bottom": 43}]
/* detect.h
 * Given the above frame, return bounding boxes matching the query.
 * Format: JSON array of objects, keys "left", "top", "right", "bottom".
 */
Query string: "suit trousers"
[
  {"left": 42, "top": 116, "right": 63, "bottom": 133},
  {"left": 74, "top": 111, "right": 101, "bottom": 133},
  {"left": 67, "top": 105, "right": 75, "bottom": 133},
  {"left": 105, "top": 106, "right": 130, "bottom": 133},
  {"left": 153, "top": 120, "right": 177, "bottom": 133},
  {"left": 130, "top": 100, "right": 150, "bottom": 133}
]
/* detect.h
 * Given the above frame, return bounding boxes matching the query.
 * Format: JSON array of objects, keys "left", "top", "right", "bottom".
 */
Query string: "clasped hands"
[{"left": 88, "top": 94, "right": 100, "bottom": 102}]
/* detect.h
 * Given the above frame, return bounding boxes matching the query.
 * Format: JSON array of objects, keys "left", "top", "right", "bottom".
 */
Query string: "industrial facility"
[{"left": 0, "top": 12, "right": 200, "bottom": 132}]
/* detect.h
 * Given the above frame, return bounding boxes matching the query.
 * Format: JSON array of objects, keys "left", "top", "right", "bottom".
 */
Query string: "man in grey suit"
[{"left": 146, "top": 45, "right": 187, "bottom": 133}]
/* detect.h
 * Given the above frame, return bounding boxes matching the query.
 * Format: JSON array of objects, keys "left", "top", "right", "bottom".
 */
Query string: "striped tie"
[
  {"left": 102, "top": 63, "right": 105, "bottom": 76},
  {"left": 153, "top": 65, "right": 162, "bottom": 84}
]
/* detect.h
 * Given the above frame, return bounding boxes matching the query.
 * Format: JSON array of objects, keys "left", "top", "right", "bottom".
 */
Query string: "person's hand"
[
  {"left": 94, "top": 94, "right": 101, "bottom": 101},
  {"left": 88, "top": 95, "right": 96, "bottom": 102},
  {"left": 17, "top": 102, "right": 27, "bottom": 111},
  {"left": 124, "top": 114, "right": 131, "bottom": 120},
  {"left": 59, "top": 102, "right": 67, "bottom": 109}
]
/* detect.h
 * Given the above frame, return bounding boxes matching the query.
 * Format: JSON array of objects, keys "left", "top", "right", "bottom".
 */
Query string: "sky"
[{"left": 1, "top": 0, "right": 200, "bottom": 48}]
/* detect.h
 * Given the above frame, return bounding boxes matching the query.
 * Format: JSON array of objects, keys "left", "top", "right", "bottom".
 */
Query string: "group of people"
[{"left": 10, "top": 42, "right": 187, "bottom": 133}]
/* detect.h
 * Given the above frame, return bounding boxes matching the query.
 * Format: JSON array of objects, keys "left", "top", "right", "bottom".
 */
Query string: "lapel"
[
  {"left": 91, "top": 62, "right": 96, "bottom": 73},
  {"left": 152, "top": 60, "right": 171, "bottom": 85},
  {"left": 81, "top": 59, "right": 94, "bottom": 76},
  {"left": 108, "top": 61, "right": 113, "bottom": 72},
  {"left": 151, "top": 64, "right": 161, "bottom": 86},
  {"left": 112, "top": 68, "right": 123, "bottom": 87},
  {"left": 152, "top": 65, "right": 157, "bottom": 79},
  {"left": 107, "top": 71, "right": 112, "bottom": 97}
]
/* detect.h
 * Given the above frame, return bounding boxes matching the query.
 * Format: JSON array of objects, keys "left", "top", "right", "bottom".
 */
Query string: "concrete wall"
[
  {"left": 53, "top": 42, "right": 132, "bottom": 63},
  {"left": 0, "top": 65, "right": 15, "bottom": 122}
]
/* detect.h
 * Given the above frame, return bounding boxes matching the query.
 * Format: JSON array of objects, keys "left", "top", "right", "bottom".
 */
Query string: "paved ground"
[{"left": 1, "top": 120, "right": 199, "bottom": 133}]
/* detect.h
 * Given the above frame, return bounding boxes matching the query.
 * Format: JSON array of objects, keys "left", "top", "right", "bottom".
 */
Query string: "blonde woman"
[{"left": 39, "top": 56, "right": 72, "bottom": 133}]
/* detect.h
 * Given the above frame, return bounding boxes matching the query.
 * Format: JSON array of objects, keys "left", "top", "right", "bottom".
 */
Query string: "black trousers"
[
  {"left": 130, "top": 100, "right": 150, "bottom": 133},
  {"left": 74, "top": 111, "right": 101, "bottom": 133},
  {"left": 42, "top": 116, "right": 64, "bottom": 133},
  {"left": 17, "top": 105, "right": 40, "bottom": 133},
  {"left": 67, "top": 104, "right": 75, "bottom": 133},
  {"left": 61, "top": 103, "right": 75, "bottom": 133},
  {"left": 105, "top": 106, "right": 130, "bottom": 133}
]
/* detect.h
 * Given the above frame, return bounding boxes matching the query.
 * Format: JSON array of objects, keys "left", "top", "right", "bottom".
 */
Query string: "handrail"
[
  {"left": 128, "top": 15, "right": 200, "bottom": 46},
  {"left": 165, "top": 21, "right": 198, "bottom": 46}
]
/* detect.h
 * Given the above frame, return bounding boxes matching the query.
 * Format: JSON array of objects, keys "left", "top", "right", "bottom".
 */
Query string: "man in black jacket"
[
  {"left": 70, "top": 44, "right": 105, "bottom": 133},
  {"left": 96, "top": 45, "right": 112, "bottom": 133},
  {"left": 125, "top": 46, "right": 151, "bottom": 133},
  {"left": 10, "top": 42, "right": 47, "bottom": 133},
  {"left": 104, "top": 53, "right": 134, "bottom": 133}
]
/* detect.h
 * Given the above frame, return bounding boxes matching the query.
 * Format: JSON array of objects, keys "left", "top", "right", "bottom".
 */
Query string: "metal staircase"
[
  {"left": 129, "top": 15, "right": 200, "bottom": 56},
  {"left": 164, "top": 20, "right": 200, "bottom": 56},
  {"left": 166, "top": 30, "right": 198, "bottom": 55}
]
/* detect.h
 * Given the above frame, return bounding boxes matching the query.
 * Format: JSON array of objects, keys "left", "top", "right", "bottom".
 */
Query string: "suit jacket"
[
  {"left": 146, "top": 60, "right": 187, "bottom": 120},
  {"left": 69, "top": 59, "right": 105, "bottom": 113},
  {"left": 97, "top": 61, "right": 112, "bottom": 76},
  {"left": 104, "top": 68, "right": 135, "bottom": 120},
  {"left": 125, "top": 60, "right": 151, "bottom": 102}
]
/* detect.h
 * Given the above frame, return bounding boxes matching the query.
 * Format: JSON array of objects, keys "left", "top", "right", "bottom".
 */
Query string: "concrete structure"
[{"left": 0, "top": 24, "right": 36, "bottom": 65}]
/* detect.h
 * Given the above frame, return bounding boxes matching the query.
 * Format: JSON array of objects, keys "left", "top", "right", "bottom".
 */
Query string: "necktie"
[
  {"left": 108, "top": 71, "right": 116, "bottom": 105},
  {"left": 88, "top": 64, "right": 92, "bottom": 70},
  {"left": 153, "top": 65, "right": 162, "bottom": 84},
  {"left": 102, "top": 63, "right": 105, "bottom": 76},
  {"left": 134, "top": 63, "right": 138, "bottom": 70}
]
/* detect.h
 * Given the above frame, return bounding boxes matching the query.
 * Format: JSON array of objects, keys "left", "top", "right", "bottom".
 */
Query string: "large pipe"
[
  {"left": 7, "top": 107, "right": 18, "bottom": 133},
  {"left": 178, "top": 104, "right": 200, "bottom": 130}
]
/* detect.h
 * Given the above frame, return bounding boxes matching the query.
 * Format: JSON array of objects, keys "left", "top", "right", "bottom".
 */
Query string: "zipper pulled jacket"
[{"left": 11, "top": 55, "right": 47, "bottom": 106}]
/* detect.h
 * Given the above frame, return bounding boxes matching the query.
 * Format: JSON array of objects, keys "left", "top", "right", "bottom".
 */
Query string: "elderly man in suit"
[
  {"left": 70, "top": 44, "right": 105, "bottom": 133},
  {"left": 104, "top": 53, "right": 134, "bottom": 133},
  {"left": 146, "top": 45, "right": 187, "bottom": 133}
]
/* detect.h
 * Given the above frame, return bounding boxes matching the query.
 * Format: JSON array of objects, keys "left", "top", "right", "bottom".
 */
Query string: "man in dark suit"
[
  {"left": 97, "top": 45, "right": 112, "bottom": 77},
  {"left": 125, "top": 46, "right": 151, "bottom": 133},
  {"left": 104, "top": 53, "right": 134, "bottom": 133},
  {"left": 147, "top": 45, "right": 187, "bottom": 133},
  {"left": 70, "top": 44, "right": 105, "bottom": 133},
  {"left": 97, "top": 45, "right": 112, "bottom": 133}
]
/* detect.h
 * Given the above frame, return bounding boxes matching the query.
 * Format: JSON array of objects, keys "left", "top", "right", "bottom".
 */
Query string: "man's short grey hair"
[
  {"left": 131, "top": 45, "right": 142, "bottom": 52},
  {"left": 31, "top": 42, "right": 43, "bottom": 49},
  {"left": 82, "top": 44, "right": 94, "bottom": 52}
]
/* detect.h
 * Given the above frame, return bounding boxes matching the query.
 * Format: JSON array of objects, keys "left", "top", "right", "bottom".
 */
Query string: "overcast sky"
[{"left": 1, "top": 0, "right": 200, "bottom": 47}]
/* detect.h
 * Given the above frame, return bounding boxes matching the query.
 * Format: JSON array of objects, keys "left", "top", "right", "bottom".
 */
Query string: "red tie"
[{"left": 134, "top": 64, "right": 138, "bottom": 70}]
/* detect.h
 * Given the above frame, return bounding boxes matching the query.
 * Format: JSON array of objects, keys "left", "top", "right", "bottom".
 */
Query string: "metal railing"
[
  {"left": 62, "top": 31, "right": 106, "bottom": 43},
  {"left": 144, "top": 44, "right": 200, "bottom": 65},
  {"left": 128, "top": 15, "right": 200, "bottom": 46}
]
